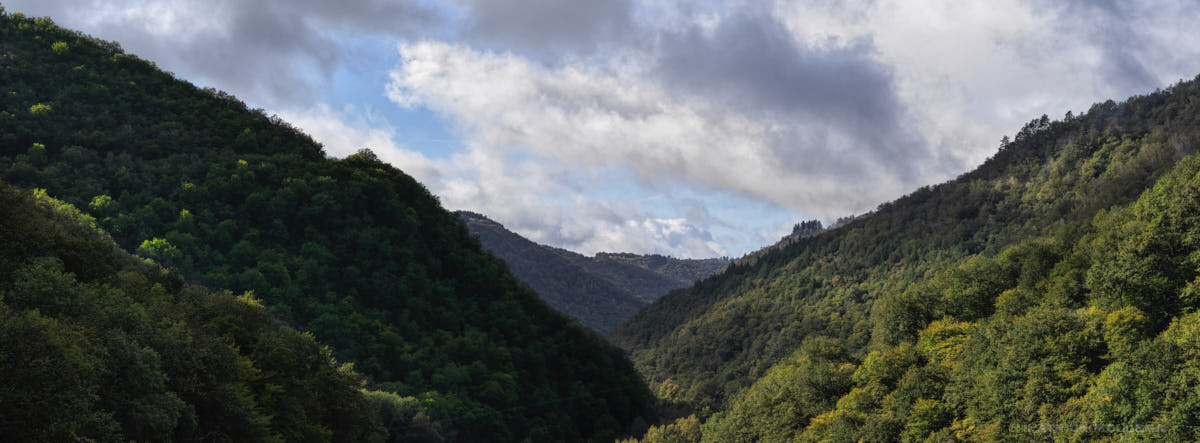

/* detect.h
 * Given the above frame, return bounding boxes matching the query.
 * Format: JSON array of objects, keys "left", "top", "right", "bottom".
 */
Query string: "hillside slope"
[
  {"left": 586, "top": 253, "right": 731, "bottom": 303},
  {"left": 700, "top": 151, "right": 1200, "bottom": 441},
  {"left": 614, "top": 74, "right": 1200, "bottom": 422},
  {"left": 0, "top": 180, "right": 402, "bottom": 441},
  {"left": 459, "top": 211, "right": 729, "bottom": 332},
  {"left": 0, "top": 10, "right": 649, "bottom": 441},
  {"left": 459, "top": 211, "right": 648, "bottom": 332}
]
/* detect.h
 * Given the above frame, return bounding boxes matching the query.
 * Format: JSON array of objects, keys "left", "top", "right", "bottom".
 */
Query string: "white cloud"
[
  {"left": 275, "top": 105, "right": 441, "bottom": 185},
  {"left": 381, "top": 1, "right": 1200, "bottom": 257},
  {"left": 391, "top": 0, "right": 1200, "bottom": 219},
  {"left": 282, "top": 104, "right": 733, "bottom": 258},
  {"left": 431, "top": 143, "right": 733, "bottom": 258},
  {"left": 775, "top": 0, "right": 1200, "bottom": 168},
  {"left": 388, "top": 40, "right": 914, "bottom": 219}
]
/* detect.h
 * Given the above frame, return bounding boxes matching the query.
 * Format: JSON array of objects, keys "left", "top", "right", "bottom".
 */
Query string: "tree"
[
  {"left": 88, "top": 194, "right": 118, "bottom": 218},
  {"left": 137, "top": 237, "right": 181, "bottom": 263},
  {"left": 29, "top": 103, "right": 52, "bottom": 115}
]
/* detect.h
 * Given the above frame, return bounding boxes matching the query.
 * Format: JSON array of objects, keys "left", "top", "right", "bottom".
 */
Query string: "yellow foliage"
[
  {"left": 916, "top": 317, "right": 975, "bottom": 370},
  {"left": 636, "top": 415, "right": 701, "bottom": 443},
  {"left": 236, "top": 291, "right": 265, "bottom": 308},
  {"left": 28, "top": 102, "right": 51, "bottom": 115},
  {"left": 655, "top": 379, "right": 683, "bottom": 402}
]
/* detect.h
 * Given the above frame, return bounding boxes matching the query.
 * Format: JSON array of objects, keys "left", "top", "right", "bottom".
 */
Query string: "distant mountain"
[{"left": 458, "top": 211, "right": 729, "bottom": 332}]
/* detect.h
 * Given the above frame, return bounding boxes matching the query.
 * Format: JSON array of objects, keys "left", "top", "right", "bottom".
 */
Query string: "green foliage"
[
  {"left": 1103, "top": 306, "right": 1149, "bottom": 358},
  {"left": 701, "top": 338, "right": 856, "bottom": 442},
  {"left": 915, "top": 317, "right": 974, "bottom": 371},
  {"left": 0, "top": 307, "right": 117, "bottom": 441},
  {"left": 28, "top": 102, "right": 50, "bottom": 115},
  {"left": 137, "top": 237, "right": 180, "bottom": 262},
  {"left": 88, "top": 194, "right": 117, "bottom": 217},
  {"left": 27, "top": 142, "right": 46, "bottom": 165},
  {"left": 901, "top": 398, "right": 953, "bottom": 442},
  {"left": 0, "top": 181, "right": 385, "bottom": 441},
  {"left": 669, "top": 135, "right": 1200, "bottom": 441},
  {"left": 0, "top": 12, "right": 650, "bottom": 441},
  {"left": 363, "top": 390, "right": 444, "bottom": 442},
  {"left": 624, "top": 415, "right": 701, "bottom": 443},
  {"left": 50, "top": 40, "right": 67, "bottom": 53}
]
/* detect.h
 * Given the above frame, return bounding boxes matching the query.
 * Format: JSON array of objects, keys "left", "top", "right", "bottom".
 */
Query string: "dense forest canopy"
[
  {"left": 616, "top": 67, "right": 1200, "bottom": 439},
  {"left": 0, "top": 10, "right": 650, "bottom": 441},
  {"left": 0, "top": 180, "right": 393, "bottom": 441}
]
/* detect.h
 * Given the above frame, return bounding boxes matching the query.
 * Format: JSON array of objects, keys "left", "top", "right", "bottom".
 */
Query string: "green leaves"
[
  {"left": 137, "top": 237, "right": 181, "bottom": 262},
  {"left": 8, "top": 257, "right": 84, "bottom": 315},
  {"left": 703, "top": 338, "right": 856, "bottom": 442},
  {"left": 88, "top": 194, "right": 117, "bottom": 217},
  {"left": 0, "top": 182, "right": 385, "bottom": 441},
  {"left": 28, "top": 102, "right": 51, "bottom": 115},
  {"left": 0, "top": 308, "right": 116, "bottom": 442}
]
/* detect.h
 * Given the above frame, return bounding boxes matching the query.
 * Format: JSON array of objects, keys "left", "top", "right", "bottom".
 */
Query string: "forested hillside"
[
  {"left": 459, "top": 211, "right": 648, "bottom": 332},
  {"left": 459, "top": 211, "right": 729, "bottom": 332},
  {"left": 0, "top": 10, "right": 649, "bottom": 441},
  {"left": 0, "top": 181, "right": 397, "bottom": 441},
  {"left": 586, "top": 253, "right": 731, "bottom": 303},
  {"left": 705, "top": 151, "right": 1200, "bottom": 441},
  {"left": 615, "top": 73, "right": 1200, "bottom": 440}
]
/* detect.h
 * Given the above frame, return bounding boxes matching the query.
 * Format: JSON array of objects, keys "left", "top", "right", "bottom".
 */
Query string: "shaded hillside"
[
  {"left": 0, "top": 10, "right": 649, "bottom": 441},
  {"left": 458, "top": 211, "right": 729, "bottom": 332},
  {"left": 589, "top": 253, "right": 731, "bottom": 303},
  {"left": 613, "top": 74, "right": 1200, "bottom": 423},
  {"left": 0, "top": 181, "right": 401, "bottom": 441}
]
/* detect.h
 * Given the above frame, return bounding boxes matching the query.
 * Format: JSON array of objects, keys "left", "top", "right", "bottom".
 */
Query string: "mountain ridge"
[
  {"left": 0, "top": 11, "right": 650, "bottom": 441},
  {"left": 457, "top": 210, "right": 729, "bottom": 332}
]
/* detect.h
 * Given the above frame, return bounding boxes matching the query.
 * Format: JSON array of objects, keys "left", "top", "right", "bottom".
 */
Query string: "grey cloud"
[
  {"left": 1051, "top": 0, "right": 1156, "bottom": 93},
  {"left": 656, "top": 14, "right": 885, "bottom": 119},
  {"left": 284, "top": 0, "right": 440, "bottom": 34},
  {"left": 653, "top": 12, "right": 926, "bottom": 183},
  {"left": 679, "top": 198, "right": 730, "bottom": 230},
  {"left": 3, "top": 0, "right": 442, "bottom": 107},
  {"left": 461, "top": 0, "right": 638, "bottom": 55}
]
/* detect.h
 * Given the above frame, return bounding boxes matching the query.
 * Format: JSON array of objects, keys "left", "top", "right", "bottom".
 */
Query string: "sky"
[{"left": 7, "top": 0, "right": 1200, "bottom": 258}]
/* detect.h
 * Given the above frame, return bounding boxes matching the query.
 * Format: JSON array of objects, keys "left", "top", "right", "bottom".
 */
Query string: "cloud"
[
  {"left": 1036, "top": 0, "right": 1200, "bottom": 94},
  {"left": 274, "top": 105, "right": 441, "bottom": 185},
  {"left": 386, "top": 0, "right": 1200, "bottom": 255},
  {"left": 773, "top": 0, "right": 1200, "bottom": 171},
  {"left": 651, "top": 11, "right": 928, "bottom": 183},
  {"left": 281, "top": 104, "right": 733, "bottom": 258},
  {"left": 387, "top": 37, "right": 924, "bottom": 218},
  {"left": 3, "top": 0, "right": 441, "bottom": 107},
  {"left": 428, "top": 143, "right": 732, "bottom": 258},
  {"left": 1055, "top": 1, "right": 1156, "bottom": 92},
  {"left": 458, "top": 0, "right": 638, "bottom": 55}
]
